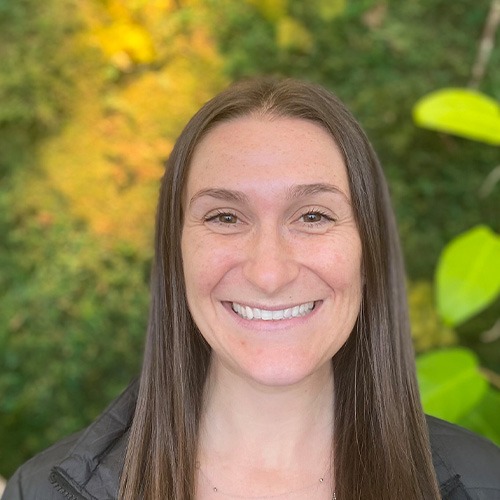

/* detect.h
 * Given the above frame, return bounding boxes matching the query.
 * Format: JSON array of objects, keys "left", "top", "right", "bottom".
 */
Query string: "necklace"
[{"left": 197, "top": 462, "right": 336, "bottom": 499}]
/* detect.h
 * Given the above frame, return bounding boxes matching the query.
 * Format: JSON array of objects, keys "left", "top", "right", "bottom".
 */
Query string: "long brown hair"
[{"left": 120, "top": 78, "right": 441, "bottom": 499}]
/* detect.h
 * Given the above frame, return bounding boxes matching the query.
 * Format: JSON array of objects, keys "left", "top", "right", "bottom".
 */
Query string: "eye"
[
  {"left": 302, "top": 212, "right": 324, "bottom": 223},
  {"left": 205, "top": 211, "right": 239, "bottom": 225},
  {"left": 217, "top": 213, "right": 238, "bottom": 224},
  {"left": 300, "top": 211, "right": 334, "bottom": 225}
]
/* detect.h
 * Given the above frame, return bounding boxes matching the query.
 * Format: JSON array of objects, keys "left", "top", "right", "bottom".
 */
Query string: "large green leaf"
[
  {"left": 417, "top": 348, "right": 488, "bottom": 422},
  {"left": 459, "top": 389, "right": 500, "bottom": 446},
  {"left": 436, "top": 225, "right": 500, "bottom": 326},
  {"left": 413, "top": 88, "right": 500, "bottom": 145}
]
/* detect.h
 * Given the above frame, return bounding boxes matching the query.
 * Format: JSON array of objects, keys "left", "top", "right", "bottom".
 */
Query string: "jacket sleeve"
[
  {"left": 1, "top": 432, "right": 84, "bottom": 500},
  {"left": 2, "top": 464, "right": 63, "bottom": 500},
  {"left": 428, "top": 415, "right": 500, "bottom": 499},
  {"left": 2, "top": 469, "right": 23, "bottom": 500}
]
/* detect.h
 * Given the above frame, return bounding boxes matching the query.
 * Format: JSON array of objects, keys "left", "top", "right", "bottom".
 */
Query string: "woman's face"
[{"left": 181, "top": 116, "right": 363, "bottom": 388}]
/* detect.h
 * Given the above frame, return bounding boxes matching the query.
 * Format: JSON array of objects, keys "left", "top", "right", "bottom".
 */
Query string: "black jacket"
[{"left": 3, "top": 380, "right": 500, "bottom": 499}]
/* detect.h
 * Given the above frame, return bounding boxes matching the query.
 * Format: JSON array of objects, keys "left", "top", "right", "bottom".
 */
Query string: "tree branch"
[{"left": 469, "top": 0, "right": 500, "bottom": 89}]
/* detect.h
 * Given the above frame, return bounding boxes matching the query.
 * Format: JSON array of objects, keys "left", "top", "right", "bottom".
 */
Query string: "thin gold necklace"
[{"left": 197, "top": 462, "right": 336, "bottom": 499}]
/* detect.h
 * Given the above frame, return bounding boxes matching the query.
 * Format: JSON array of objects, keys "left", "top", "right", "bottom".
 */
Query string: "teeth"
[
  {"left": 245, "top": 306, "right": 253, "bottom": 320},
  {"left": 261, "top": 309, "right": 273, "bottom": 320},
  {"left": 272, "top": 310, "right": 284, "bottom": 320},
  {"left": 231, "top": 301, "right": 315, "bottom": 321}
]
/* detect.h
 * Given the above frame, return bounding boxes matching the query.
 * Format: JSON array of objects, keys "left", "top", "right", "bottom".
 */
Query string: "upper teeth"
[{"left": 231, "top": 302, "right": 315, "bottom": 321}]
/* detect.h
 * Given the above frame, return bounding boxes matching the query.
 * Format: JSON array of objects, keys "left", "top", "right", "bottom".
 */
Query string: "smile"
[{"left": 231, "top": 301, "right": 316, "bottom": 321}]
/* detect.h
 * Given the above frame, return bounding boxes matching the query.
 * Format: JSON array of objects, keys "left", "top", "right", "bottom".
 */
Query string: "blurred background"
[{"left": 1, "top": 0, "right": 499, "bottom": 480}]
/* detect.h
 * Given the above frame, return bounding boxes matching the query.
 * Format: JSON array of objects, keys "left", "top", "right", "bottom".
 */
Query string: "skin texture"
[
  {"left": 182, "top": 116, "right": 363, "bottom": 391},
  {"left": 181, "top": 116, "right": 364, "bottom": 498}
]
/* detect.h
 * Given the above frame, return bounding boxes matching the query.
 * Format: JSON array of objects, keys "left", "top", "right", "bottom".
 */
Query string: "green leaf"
[
  {"left": 459, "top": 389, "right": 500, "bottom": 446},
  {"left": 436, "top": 225, "right": 500, "bottom": 326},
  {"left": 413, "top": 88, "right": 500, "bottom": 145},
  {"left": 417, "top": 348, "right": 488, "bottom": 422}
]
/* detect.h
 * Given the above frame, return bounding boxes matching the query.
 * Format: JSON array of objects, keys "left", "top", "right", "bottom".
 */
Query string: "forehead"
[{"left": 185, "top": 116, "right": 349, "bottom": 197}]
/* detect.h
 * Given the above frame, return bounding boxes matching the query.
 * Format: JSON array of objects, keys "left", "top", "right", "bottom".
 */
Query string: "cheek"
[
  {"left": 337, "top": 255, "right": 363, "bottom": 291},
  {"left": 182, "top": 235, "right": 239, "bottom": 298},
  {"left": 313, "top": 239, "right": 363, "bottom": 291}
]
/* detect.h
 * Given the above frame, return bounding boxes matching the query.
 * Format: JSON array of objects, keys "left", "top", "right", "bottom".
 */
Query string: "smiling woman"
[
  {"left": 3, "top": 79, "right": 500, "bottom": 500},
  {"left": 182, "top": 117, "right": 362, "bottom": 391}
]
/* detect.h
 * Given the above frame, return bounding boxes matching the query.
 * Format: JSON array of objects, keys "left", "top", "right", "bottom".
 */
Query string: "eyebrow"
[
  {"left": 188, "top": 183, "right": 350, "bottom": 208},
  {"left": 286, "top": 183, "right": 349, "bottom": 200},
  {"left": 188, "top": 188, "right": 248, "bottom": 208}
]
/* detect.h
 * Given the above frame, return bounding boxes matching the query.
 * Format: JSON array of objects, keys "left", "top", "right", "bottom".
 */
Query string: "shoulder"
[
  {"left": 427, "top": 415, "right": 500, "bottom": 499},
  {"left": 2, "top": 431, "right": 83, "bottom": 500},
  {"left": 2, "top": 380, "right": 138, "bottom": 500}
]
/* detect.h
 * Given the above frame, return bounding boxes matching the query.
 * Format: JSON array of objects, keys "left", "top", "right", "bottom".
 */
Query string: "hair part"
[{"left": 120, "top": 78, "right": 441, "bottom": 499}]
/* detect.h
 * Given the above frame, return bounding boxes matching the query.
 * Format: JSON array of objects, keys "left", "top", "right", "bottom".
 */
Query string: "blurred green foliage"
[
  {"left": 417, "top": 348, "right": 488, "bottom": 423},
  {"left": 0, "top": 0, "right": 84, "bottom": 176},
  {"left": 1, "top": 0, "right": 499, "bottom": 478},
  {"left": 416, "top": 225, "right": 500, "bottom": 444},
  {"left": 0, "top": 182, "right": 148, "bottom": 471},
  {"left": 412, "top": 80, "right": 500, "bottom": 444},
  {"left": 408, "top": 281, "right": 457, "bottom": 353},
  {"left": 436, "top": 225, "right": 500, "bottom": 326},
  {"left": 210, "top": 0, "right": 499, "bottom": 278},
  {"left": 413, "top": 88, "right": 500, "bottom": 145}
]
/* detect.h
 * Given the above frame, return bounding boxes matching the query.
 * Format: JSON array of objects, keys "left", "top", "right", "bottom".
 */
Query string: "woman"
[{"left": 3, "top": 78, "right": 500, "bottom": 500}]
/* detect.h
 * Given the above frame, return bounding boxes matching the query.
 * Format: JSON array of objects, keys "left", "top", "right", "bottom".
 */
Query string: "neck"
[{"left": 199, "top": 358, "right": 334, "bottom": 470}]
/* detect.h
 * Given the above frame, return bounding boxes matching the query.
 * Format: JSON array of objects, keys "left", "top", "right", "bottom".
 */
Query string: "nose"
[{"left": 242, "top": 227, "right": 300, "bottom": 295}]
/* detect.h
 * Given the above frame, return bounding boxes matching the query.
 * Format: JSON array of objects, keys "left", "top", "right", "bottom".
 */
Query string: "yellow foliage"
[
  {"left": 83, "top": 0, "right": 224, "bottom": 71},
  {"left": 98, "top": 0, "right": 177, "bottom": 20},
  {"left": 276, "top": 16, "right": 313, "bottom": 52},
  {"left": 32, "top": 1, "right": 228, "bottom": 251},
  {"left": 93, "top": 20, "right": 156, "bottom": 66},
  {"left": 104, "top": 0, "right": 131, "bottom": 21},
  {"left": 140, "top": 0, "right": 179, "bottom": 27},
  {"left": 83, "top": 0, "right": 167, "bottom": 68},
  {"left": 38, "top": 94, "right": 167, "bottom": 245}
]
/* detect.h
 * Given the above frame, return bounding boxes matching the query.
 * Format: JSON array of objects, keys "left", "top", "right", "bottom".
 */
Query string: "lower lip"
[{"left": 222, "top": 301, "right": 322, "bottom": 331}]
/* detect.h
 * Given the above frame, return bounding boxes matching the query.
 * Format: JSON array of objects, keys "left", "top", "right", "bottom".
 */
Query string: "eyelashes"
[
  {"left": 300, "top": 210, "right": 335, "bottom": 225},
  {"left": 204, "top": 210, "right": 240, "bottom": 225},
  {"left": 203, "top": 208, "right": 336, "bottom": 229}
]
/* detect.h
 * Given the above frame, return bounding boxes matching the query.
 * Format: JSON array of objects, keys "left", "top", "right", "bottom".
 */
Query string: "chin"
[{"left": 232, "top": 353, "right": 332, "bottom": 389}]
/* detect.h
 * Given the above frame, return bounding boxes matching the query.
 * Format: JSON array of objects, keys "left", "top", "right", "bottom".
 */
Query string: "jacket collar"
[
  {"left": 50, "top": 382, "right": 469, "bottom": 499},
  {"left": 50, "top": 380, "right": 138, "bottom": 499},
  {"left": 431, "top": 435, "right": 472, "bottom": 500}
]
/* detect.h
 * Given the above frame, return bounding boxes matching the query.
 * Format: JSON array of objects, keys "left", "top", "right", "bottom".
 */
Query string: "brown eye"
[
  {"left": 205, "top": 211, "right": 240, "bottom": 225},
  {"left": 218, "top": 213, "right": 238, "bottom": 224},
  {"left": 302, "top": 212, "right": 324, "bottom": 223}
]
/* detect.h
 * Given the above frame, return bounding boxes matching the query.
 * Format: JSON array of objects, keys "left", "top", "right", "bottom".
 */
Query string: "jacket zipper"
[{"left": 49, "top": 469, "right": 89, "bottom": 500}]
